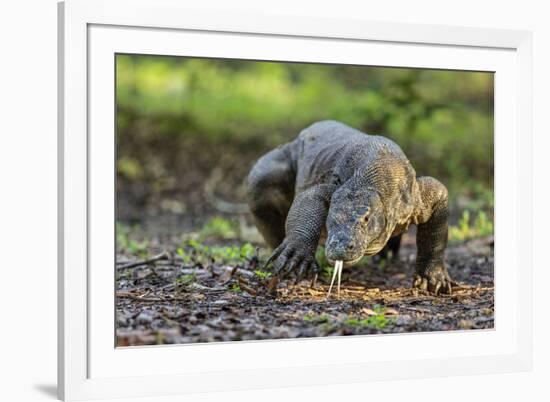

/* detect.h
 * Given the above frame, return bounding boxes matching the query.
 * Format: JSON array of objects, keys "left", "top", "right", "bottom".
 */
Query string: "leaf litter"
[{"left": 116, "top": 235, "right": 494, "bottom": 346}]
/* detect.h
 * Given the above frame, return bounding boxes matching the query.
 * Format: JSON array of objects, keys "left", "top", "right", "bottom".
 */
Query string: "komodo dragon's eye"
[{"left": 362, "top": 209, "right": 370, "bottom": 223}]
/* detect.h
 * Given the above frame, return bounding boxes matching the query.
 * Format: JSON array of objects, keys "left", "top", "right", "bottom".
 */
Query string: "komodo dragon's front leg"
[
  {"left": 412, "top": 176, "right": 453, "bottom": 294},
  {"left": 266, "top": 184, "right": 335, "bottom": 281}
]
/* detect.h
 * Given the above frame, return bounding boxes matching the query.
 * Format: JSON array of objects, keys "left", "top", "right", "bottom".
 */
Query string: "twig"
[
  {"left": 204, "top": 167, "right": 249, "bottom": 214},
  {"left": 237, "top": 276, "right": 257, "bottom": 295},
  {"left": 267, "top": 276, "right": 279, "bottom": 296},
  {"left": 116, "top": 292, "right": 191, "bottom": 303},
  {"left": 225, "top": 265, "right": 255, "bottom": 278},
  {"left": 116, "top": 291, "right": 164, "bottom": 302},
  {"left": 116, "top": 251, "right": 169, "bottom": 270}
]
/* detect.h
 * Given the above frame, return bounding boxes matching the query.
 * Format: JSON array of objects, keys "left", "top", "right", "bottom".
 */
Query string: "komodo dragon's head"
[{"left": 324, "top": 175, "right": 395, "bottom": 267}]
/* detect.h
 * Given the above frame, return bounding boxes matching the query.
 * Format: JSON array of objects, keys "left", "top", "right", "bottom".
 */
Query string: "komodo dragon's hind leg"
[
  {"left": 247, "top": 145, "right": 295, "bottom": 249},
  {"left": 375, "top": 234, "right": 402, "bottom": 261}
]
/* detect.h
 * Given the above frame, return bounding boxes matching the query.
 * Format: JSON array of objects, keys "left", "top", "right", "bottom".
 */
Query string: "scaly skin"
[{"left": 247, "top": 120, "right": 452, "bottom": 295}]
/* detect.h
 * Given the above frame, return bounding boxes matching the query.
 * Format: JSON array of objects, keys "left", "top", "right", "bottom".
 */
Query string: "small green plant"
[
  {"left": 303, "top": 314, "right": 330, "bottom": 324},
  {"left": 241, "top": 243, "right": 255, "bottom": 258},
  {"left": 199, "top": 217, "right": 237, "bottom": 239},
  {"left": 344, "top": 305, "right": 391, "bottom": 330},
  {"left": 174, "top": 273, "right": 196, "bottom": 285},
  {"left": 344, "top": 315, "right": 389, "bottom": 329},
  {"left": 315, "top": 246, "right": 330, "bottom": 268},
  {"left": 176, "top": 247, "right": 192, "bottom": 264},
  {"left": 117, "top": 222, "right": 130, "bottom": 251},
  {"left": 229, "top": 283, "right": 242, "bottom": 293},
  {"left": 116, "top": 222, "right": 149, "bottom": 257},
  {"left": 179, "top": 239, "right": 210, "bottom": 264},
  {"left": 117, "top": 156, "right": 144, "bottom": 181},
  {"left": 211, "top": 243, "right": 255, "bottom": 263},
  {"left": 129, "top": 240, "right": 150, "bottom": 258},
  {"left": 322, "top": 266, "right": 335, "bottom": 283},
  {"left": 449, "top": 210, "right": 494, "bottom": 243},
  {"left": 211, "top": 243, "right": 254, "bottom": 262},
  {"left": 254, "top": 270, "right": 272, "bottom": 280},
  {"left": 473, "top": 210, "right": 493, "bottom": 236},
  {"left": 178, "top": 239, "right": 256, "bottom": 265},
  {"left": 316, "top": 246, "right": 338, "bottom": 282}
]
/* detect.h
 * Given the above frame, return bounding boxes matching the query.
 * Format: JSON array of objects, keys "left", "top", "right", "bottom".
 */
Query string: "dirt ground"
[{"left": 115, "top": 234, "right": 494, "bottom": 346}]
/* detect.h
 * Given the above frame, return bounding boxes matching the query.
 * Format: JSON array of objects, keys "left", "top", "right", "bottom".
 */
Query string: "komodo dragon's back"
[{"left": 290, "top": 120, "right": 414, "bottom": 194}]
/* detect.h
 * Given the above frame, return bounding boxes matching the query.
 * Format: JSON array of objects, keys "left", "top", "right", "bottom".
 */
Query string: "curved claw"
[
  {"left": 413, "top": 275, "right": 422, "bottom": 288},
  {"left": 311, "top": 260, "right": 320, "bottom": 276},
  {"left": 295, "top": 260, "right": 310, "bottom": 283},
  {"left": 434, "top": 282, "right": 442, "bottom": 295},
  {"left": 420, "top": 278, "right": 428, "bottom": 291},
  {"left": 304, "top": 261, "right": 320, "bottom": 288},
  {"left": 263, "top": 242, "right": 286, "bottom": 271},
  {"left": 280, "top": 255, "right": 302, "bottom": 279},
  {"left": 273, "top": 254, "right": 290, "bottom": 276},
  {"left": 412, "top": 266, "right": 453, "bottom": 296}
]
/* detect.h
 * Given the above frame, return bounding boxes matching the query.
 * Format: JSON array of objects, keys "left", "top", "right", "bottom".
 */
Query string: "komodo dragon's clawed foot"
[
  {"left": 412, "top": 264, "right": 453, "bottom": 295},
  {"left": 264, "top": 239, "right": 320, "bottom": 281}
]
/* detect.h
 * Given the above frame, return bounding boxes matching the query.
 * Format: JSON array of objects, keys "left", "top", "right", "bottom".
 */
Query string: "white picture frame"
[{"left": 58, "top": 0, "right": 533, "bottom": 400}]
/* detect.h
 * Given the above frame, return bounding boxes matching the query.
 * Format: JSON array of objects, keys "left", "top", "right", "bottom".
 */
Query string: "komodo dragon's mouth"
[
  {"left": 327, "top": 243, "right": 385, "bottom": 267},
  {"left": 327, "top": 255, "right": 363, "bottom": 267}
]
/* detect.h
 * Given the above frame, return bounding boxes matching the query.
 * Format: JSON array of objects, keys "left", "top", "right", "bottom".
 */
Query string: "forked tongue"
[{"left": 326, "top": 260, "right": 343, "bottom": 299}]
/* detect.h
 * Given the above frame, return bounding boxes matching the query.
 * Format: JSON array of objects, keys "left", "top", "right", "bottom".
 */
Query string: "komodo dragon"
[{"left": 247, "top": 120, "right": 452, "bottom": 295}]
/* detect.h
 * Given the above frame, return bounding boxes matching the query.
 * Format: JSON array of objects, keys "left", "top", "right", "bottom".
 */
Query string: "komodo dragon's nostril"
[{"left": 347, "top": 244, "right": 354, "bottom": 251}]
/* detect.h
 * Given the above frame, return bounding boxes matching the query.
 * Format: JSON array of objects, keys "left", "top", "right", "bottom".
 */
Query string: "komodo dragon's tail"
[{"left": 204, "top": 167, "right": 249, "bottom": 214}]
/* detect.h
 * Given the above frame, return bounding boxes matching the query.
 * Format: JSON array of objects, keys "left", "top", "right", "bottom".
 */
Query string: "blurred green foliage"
[
  {"left": 345, "top": 314, "right": 390, "bottom": 330},
  {"left": 449, "top": 210, "right": 494, "bottom": 243},
  {"left": 116, "top": 222, "right": 149, "bottom": 257},
  {"left": 302, "top": 307, "right": 392, "bottom": 330},
  {"left": 303, "top": 314, "right": 330, "bottom": 324},
  {"left": 199, "top": 217, "right": 238, "bottom": 240},
  {"left": 116, "top": 54, "right": 493, "bottom": 219},
  {"left": 177, "top": 238, "right": 256, "bottom": 265},
  {"left": 254, "top": 270, "right": 272, "bottom": 280}
]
